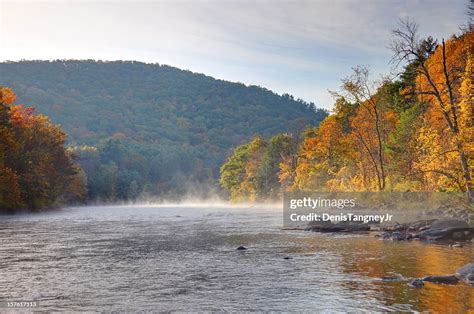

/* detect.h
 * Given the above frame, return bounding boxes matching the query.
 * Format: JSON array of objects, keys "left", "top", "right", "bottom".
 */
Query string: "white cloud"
[{"left": 0, "top": 0, "right": 468, "bottom": 108}]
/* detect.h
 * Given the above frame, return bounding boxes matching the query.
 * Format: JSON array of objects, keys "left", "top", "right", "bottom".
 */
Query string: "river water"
[{"left": 0, "top": 204, "right": 472, "bottom": 312}]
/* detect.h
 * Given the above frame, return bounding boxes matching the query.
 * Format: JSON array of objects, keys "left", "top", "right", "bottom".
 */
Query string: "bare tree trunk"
[
  {"left": 355, "top": 130, "right": 383, "bottom": 191},
  {"left": 457, "top": 141, "right": 473, "bottom": 201},
  {"left": 373, "top": 104, "right": 386, "bottom": 190}
]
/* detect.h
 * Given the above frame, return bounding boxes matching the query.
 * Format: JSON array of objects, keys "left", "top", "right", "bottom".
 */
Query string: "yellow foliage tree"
[{"left": 391, "top": 22, "right": 473, "bottom": 199}]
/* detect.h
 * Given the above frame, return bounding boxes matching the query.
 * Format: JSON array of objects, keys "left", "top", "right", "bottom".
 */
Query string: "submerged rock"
[
  {"left": 381, "top": 273, "right": 405, "bottom": 282},
  {"left": 306, "top": 221, "right": 370, "bottom": 233},
  {"left": 236, "top": 246, "right": 247, "bottom": 251}
]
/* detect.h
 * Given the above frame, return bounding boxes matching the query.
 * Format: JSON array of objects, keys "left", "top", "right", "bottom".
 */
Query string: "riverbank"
[{"left": 302, "top": 213, "right": 474, "bottom": 246}]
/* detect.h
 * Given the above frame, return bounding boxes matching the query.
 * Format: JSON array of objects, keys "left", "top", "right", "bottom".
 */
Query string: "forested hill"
[
  {"left": 0, "top": 60, "right": 325, "bottom": 145},
  {"left": 0, "top": 60, "right": 327, "bottom": 199}
]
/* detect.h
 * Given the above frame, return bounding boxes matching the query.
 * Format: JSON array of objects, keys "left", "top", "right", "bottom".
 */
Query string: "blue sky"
[{"left": 0, "top": 0, "right": 469, "bottom": 109}]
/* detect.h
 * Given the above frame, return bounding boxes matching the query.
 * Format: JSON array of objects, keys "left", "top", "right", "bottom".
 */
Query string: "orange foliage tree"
[{"left": 0, "top": 86, "right": 86, "bottom": 212}]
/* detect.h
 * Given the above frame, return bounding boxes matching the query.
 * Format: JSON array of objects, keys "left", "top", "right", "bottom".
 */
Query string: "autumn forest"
[
  {"left": 0, "top": 20, "right": 473, "bottom": 212},
  {"left": 220, "top": 22, "right": 473, "bottom": 202}
]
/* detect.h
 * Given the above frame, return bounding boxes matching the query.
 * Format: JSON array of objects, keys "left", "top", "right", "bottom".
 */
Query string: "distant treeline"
[{"left": 220, "top": 26, "right": 473, "bottom": 201}]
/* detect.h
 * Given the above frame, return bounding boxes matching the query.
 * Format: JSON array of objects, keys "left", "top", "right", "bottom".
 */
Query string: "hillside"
[{"left": 0, "top": 60, "right": 327, "bottom": 198}]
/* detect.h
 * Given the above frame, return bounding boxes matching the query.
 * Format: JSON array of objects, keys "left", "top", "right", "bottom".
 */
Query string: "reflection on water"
[{"left": 0, "top": 205, "right": 472, "bottom": 311}]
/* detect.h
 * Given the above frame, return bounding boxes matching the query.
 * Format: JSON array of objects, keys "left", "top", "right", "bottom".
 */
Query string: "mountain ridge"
[{"left": 0, "top": 59, "right": 327, "bottom": 198}]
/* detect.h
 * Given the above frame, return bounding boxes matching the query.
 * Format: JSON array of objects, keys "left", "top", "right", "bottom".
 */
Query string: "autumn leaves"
[
  {"left": 220, "top": 26, "right": 473, "bottom": 201},
  {"left": 0, "top": 87, "right": 86, "bottom": 212}
]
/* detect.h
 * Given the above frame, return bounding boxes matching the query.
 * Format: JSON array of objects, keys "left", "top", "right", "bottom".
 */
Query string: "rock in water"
[
  {"left": 422, "top": 275, "right": 459, "bottom": 284},
  {"left": 381, "top": 231, "right": 413, "bottom": 241},
  {"left": 409, "top": 279, "right": 424, "bottom": 288},
  {"left": 236, "top": 246, "right": 247, "bottom": 251},
  {"left": 416, "top": 219, "right": 473, "bottom": 241},
  {"left": 430, "top": 219, "right": 469, "bottom": 229},
  {"left": 407, "top": 263, "right": 474, "bottom": 288},
  {"left": 456, "top": 263, "right": 474, "bottom": 284}
]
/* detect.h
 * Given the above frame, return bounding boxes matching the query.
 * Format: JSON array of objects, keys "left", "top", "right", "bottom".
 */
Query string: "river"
[{"left": 0, "top": 204, "right": 472, "bottom": 312}]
